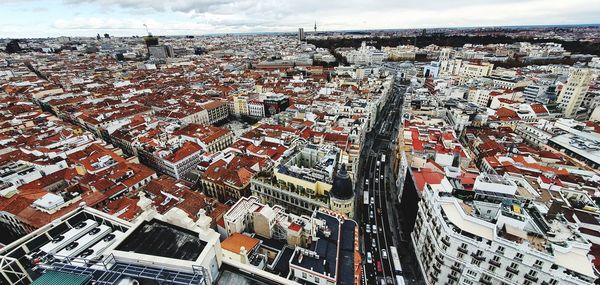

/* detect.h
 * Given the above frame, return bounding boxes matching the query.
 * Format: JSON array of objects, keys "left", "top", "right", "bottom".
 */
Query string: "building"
[
  {"left": 139, "top": 141, "right": 203, "bottom": 180},
  {"left": 344, "top": 41, "right": 386, "bottom": 65},
  {"left": 289, "top": 209, "right": 361, "bottom": 285},
  {"left": 221, "top": 233, "right": 266, "bottom": 269},
  {"left": 148, "top": 45, "right": 174, "bottom": 59},
  {"left": 221, "top": 196, "right": 361, "bottom": 285},
  {"left": 412, "top": 178, "right": 597, "bottom": 285},
  {"left": 250, "top": 144, "right": 339, "bottom": 216},
  {"left": 328, "top": 164, "right": 355, "bottom": 218},
  {"left": 298, "top": 28, "right": 305, "bottom": 41},
  {"left": 557, "top": 68, "right": 593, "bottom": 118},
  {"left": 0, "top": 206, "right": 222, "bottom": 285},
  {"left": 202, "top": 100, "right": 229, "bottom": 124}
]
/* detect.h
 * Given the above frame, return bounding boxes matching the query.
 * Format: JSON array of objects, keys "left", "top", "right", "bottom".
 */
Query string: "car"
[
  {"left": 381, "top": 249, "right": 388, "bottom": 259},
  {"left": 366, "top": 252, "right": 372, "bottom": 263},
  {"left": 376, "top": 261, "right": 382, "bottom": 272},
  {"left": 370, "top": 197, "right": 375, "bottom": 204},
  {"left": 372, "top": 239, "right": 377, "bottom": 248},
  {"left": 366, "top": 225, "right": 371, "bottom": 233},
  {"left": 380, "top": 174, "right": 384, "bottom": 179},
  {"left": 369, "top": 211, "right": 374, "bottom": 219},
  {"left": 372, "top": 224, "right": 377, "bottom": 232},
  {"left": 365, "top": 179, "right": 369, "bottom": 185}
]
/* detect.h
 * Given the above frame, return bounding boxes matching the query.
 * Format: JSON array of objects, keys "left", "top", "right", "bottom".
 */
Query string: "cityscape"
[{"left": 1, "top": 1, "right": 600, "bottom": 285}]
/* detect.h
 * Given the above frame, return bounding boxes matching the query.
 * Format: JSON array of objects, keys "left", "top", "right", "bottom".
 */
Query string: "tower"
[
  {"left": 557, "top": 68, "right": 592, "bottom": 118},
  {"left": 329, "top": 164, "right": 355, "bottom": 218},
  {"left": 314, "top": 21, "right": 317, "bottom": 33},
  {"left": 298, "top": 28, "right": 305, "bottom": 41}
]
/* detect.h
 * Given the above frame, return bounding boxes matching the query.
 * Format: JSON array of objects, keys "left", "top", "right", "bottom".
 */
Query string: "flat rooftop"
[
  {"left": 290, "top": 211, "right": 356, "bottom": 284},
  {"left": 115, "top": 219, "right": 206, "bottom": 261}
]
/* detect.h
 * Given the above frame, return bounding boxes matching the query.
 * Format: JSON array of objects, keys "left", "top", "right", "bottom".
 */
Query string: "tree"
[{"left": 5, "top": 40, "right": 21, "bottom": 53}]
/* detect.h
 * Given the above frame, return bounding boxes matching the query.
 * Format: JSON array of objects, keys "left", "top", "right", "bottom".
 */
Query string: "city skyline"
[{"left": 2, "top": 0, "right": 600, "bottom": 38}]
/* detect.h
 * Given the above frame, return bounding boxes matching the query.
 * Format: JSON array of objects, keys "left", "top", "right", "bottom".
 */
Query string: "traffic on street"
[{"left": 358, "top": 77, "right": 424, "bottom": 285}]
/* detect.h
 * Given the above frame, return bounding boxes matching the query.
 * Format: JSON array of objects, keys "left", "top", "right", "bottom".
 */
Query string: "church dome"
[{"left": 330, "top": 164, "right": 354, "bottom": 200}]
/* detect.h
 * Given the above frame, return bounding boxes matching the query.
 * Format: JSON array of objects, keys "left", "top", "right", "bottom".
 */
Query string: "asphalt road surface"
[{"left": 358, "top": 80, "right": 425, "bottom": 285}]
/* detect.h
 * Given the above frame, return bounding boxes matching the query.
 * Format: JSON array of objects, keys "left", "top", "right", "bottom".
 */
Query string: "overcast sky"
[{"left": 1, "top": 0, "right": 600, "bottom": 38}]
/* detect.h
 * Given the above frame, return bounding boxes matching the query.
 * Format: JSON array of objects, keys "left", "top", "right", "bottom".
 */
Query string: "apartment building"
[
  {"left": 557, "top": 68, "right": 593, "bottom": 118},
  {"left": 412, "top": 175, "right": 597, "bottom": 285}
]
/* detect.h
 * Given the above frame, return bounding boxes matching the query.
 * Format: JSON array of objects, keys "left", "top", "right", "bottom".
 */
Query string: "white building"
[
  {"left": 557, "top": 68, "right": 593, "bottom": 118},
  {"left": 412, "top": 182, "right": 597, "bottom": 285}
]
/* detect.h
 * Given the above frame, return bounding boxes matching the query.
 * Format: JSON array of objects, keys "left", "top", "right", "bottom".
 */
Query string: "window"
[
  {"left": 302, "top": 272, "right": 307, "bottom": 278},
  {"left": 461, "top": 243, "right": 468, "bottom": 249},
  {"left": 458, "top": 252, "right": 464, "bottom": 259},
  {"left": 466, "top": 269, "right": 477, "bottom": 278},
  {"left": 510, "top": 262, "right": 518, "bottom": 269},
  {"left": 524, "top": 281, "right": 532, "bottom": 285},
  {"left": 528, "top": 270, "right": 537, "bottom": 277},
  {"left": 515, "top": 252, "right": 523, "bottom": 261},
  {"left": 548, "top": 279, "right": 558, "bottom": 285},
  {"left": 493, "top": 255, "right": 500, "bottom": 262},
  {"left": 497, "top": 246, "right": 505, "bottom": 253},
  {"left": 488, "top": 265, "right": 496, "bottom": 272},
  {"left": 505, "top": 272, "right": 513, "bottom": 279},
  {"left": 471, "top": 258, "right": 481, "bottom": 266},
  {"left": 534, "top": 259, "right": 543, "bottom": 268},
  {"left": 482, "top": 275, "right": 492, "bottom": 281},
  {"left": 315, "top": 276, "right": 319, "bottom": 283}
]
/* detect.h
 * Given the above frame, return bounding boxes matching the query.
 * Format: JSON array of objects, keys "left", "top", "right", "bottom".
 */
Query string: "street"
[{"left": 357, "top": 79, "right": 425, "bottom": 285}]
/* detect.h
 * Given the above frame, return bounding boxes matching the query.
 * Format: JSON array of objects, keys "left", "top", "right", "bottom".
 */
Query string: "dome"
[{"left": 330, "top": 164, "right": 354, "bottom": 200}]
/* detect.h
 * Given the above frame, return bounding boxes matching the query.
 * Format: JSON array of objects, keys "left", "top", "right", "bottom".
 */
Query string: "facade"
[
  {"left": 202, "top": 100, "right": 229, "bottom": 124},
  {"left": 328, "top": 164, "right": 355, "bottom": 218},
  {"left": 250, "top": 144, "right": 339, "bottom": 216},
  {"left": 222, "top": 196, "right": 361, "bottom": 285},
  {"left": 523, "top": 84, "right": 549, "bottom": 104},
  {"left": 0, "top": 206, "right": 222, "bottom": 285},
  {"left": 139, "top": 141, "right": 203, "bottom": 180},
  {"left": 289, "top": 210, "right": 361, "bottom": 285},
  {"left": 412, "top": 183, "right": 597, "bottom": 285},
  {"left": 557, "top": 68, "right": 593, "bottom": 118}
]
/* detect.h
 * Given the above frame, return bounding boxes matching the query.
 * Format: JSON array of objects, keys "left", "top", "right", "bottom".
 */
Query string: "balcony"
[
  {"left": 448, "top": 275, "right": 458, "bottom": 282},
  {"left": 524, "top": 274, "right": 538, "bottom": 282},
  {"left": 471, "top": 252, "right": 486, "bottom": 261},
  {"left": 435, "top": 255, "right": 444, "bottom": 264},
  {"left": 441, "top": 238, "right": 450, "bottom": 247},
  {"left": 457, "top": 247, "right": 468, "bottom": 254},
  {"left": 479, "top": 278, "right": 492, "bottom": 285},
  {"left": 451, "top": 265, "right": 461, "bottom": 272},
  {"left": 489, "top": 259, "right": 501, "bottom": 267},
  {"left": 506, "top": 266, "right": 519, "bottom": 274}
]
